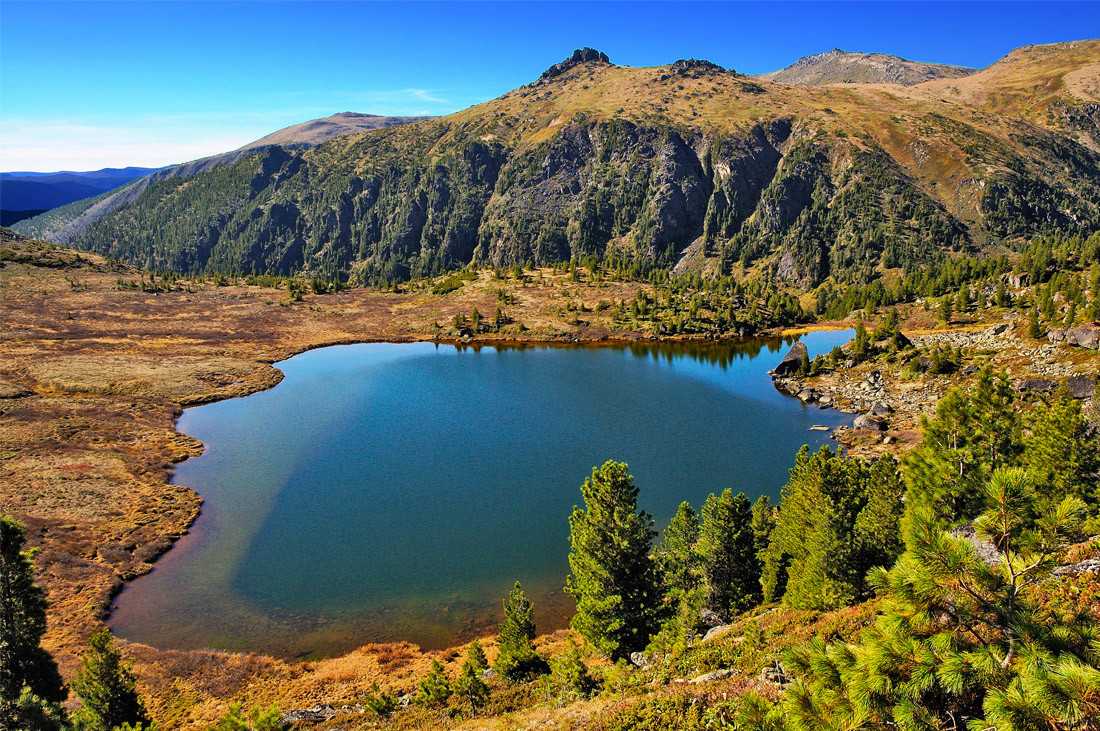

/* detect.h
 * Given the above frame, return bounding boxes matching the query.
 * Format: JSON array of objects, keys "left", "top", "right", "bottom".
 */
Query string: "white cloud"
[{"left": 0, "top": 119, "right": 259, "bottom": 171}]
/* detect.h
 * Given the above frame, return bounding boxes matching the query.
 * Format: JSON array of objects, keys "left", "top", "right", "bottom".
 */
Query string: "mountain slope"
[
  {"left": 241, "top": 111, "right": 431, "bottom": 149},
  {"left": 12, "top": 113, "right": 427, "bottom": 243},
  {"left": 0, "top": 167, "right": 156, "bottom": 223},
  {"left": 20, "top": 41, "right": 1100, "bottom": 287},
  {"left": 761, "top": 49, "right": 973, "bottom": 86}
]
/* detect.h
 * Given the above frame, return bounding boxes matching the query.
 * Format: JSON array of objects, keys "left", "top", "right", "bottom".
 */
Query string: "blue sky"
[{"left": 2, "top": 1, "right": 1097, "bottom": 171}]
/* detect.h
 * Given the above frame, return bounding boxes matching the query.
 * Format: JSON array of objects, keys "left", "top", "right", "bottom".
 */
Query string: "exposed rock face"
[
  {"left": 1066, "top": 374, "right": 1097, "bottom": 399},
  {"left": 538, "top": 48, "right": 611, "bottom": 82},
  {"left": 773, "top": 342, "right": 808, "bottom": 376},
  {"left": 1049, "top": 322, "right": 1100, "bottom": 350},
  {"left": 762, "top": 49, "right": 974, "bottom": 86}
]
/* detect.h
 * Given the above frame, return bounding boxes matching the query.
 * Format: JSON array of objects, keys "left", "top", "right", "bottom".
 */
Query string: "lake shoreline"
[{"left": 110, "top": 330, "right": 854, "bottom": 660}]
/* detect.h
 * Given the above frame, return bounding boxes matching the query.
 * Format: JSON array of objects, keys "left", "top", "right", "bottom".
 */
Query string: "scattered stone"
[
  {"left": 280, "top": 705, "right": 338, "bottom": 724},
  {"left": 1053, "top": 558, "right": 1100, "bottom": 576}
]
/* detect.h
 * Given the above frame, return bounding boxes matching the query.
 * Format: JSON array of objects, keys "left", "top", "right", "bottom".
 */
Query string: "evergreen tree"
[
  {"left": 71, "top": 629, "right": 148, "bottom": 731},
  {"left": 548, "top": 643, "right": 598, "bottom": 701},
  {"left": 939, "top": 295, "right": 953, "bottom": 324},
  {"left": 1027, "top": 306, "right": 1043, "bottom": 339},
  {"left": 414, "top": 660, "right": 452, "bottom": 708},
  {"left": 782, "top": 468, "right": 1097, "bottom": 730},
  {"left": 494, "top": 582, "right": 547, "bottom": 681},
  {"left": 0, "top": 516, "right": 66, "bottom": 730},
  {"left": 1022, "top": 393, "right": 1100, "bottom": 511},
  {"left": 653, "top": 501, "right": 699, "bottom": 599},
  {"left": 902, "top": 368, "right": 1022, "bottom": 529},
  {"left": 761, "top": 448, "right": 904, "bottom": 610},
  {"left": 695, "top": 489, "right": 760, "bottom": 622},
  {"left": 750, "top": 495, "right": 776, "bottom": 561},
  {"left": 470, "top": 307, "right": 482, "bottom": 333},
  {"left": 453, "top": 642, "right": 489, "bottom": 712},
  {"left": 565, "top": 461, "right": 664, "bottom": 659},
  {"left": 212, "top": 704, "right": 285, "bottom": 731}
]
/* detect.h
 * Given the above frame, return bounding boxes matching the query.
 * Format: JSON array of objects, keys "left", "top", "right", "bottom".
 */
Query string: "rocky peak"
[
  {"left": 538, "top": 48, "right": 611, "bottom": 82},
  {"left": 662, "top": 58, "right": 733, "bottom": 80}
]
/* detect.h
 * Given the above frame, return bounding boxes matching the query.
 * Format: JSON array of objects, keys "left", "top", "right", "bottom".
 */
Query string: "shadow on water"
[{"left": 109, "top": 330, "right": 851, "bottom": 658}]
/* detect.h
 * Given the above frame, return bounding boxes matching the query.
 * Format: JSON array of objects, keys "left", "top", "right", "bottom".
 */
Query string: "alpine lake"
[{"left": 109, "top": 330, "right": 852, "bottom": 658}]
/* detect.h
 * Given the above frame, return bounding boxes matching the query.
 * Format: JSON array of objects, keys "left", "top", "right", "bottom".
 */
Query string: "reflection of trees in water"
[{"left": 448, "top": 336, "right": 800, "bottom": 370}]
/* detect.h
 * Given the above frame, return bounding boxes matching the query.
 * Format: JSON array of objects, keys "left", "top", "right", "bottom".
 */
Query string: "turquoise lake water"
[{"left": 109, "top": 331, "right": 851, "bottom": 657}]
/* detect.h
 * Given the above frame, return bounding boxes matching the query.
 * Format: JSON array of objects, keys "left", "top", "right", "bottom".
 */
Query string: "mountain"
[
  {"left": 241, "top": 112, "right": 432, "bottom": 149},
  {"left": 760, "top": 49, "right": 974, "bottom": 86},
  {"left": 0, "top": 167, "right": 156, "bottom": 224},
  {"left": 16, "top": 41, "right": 1100, "bottom": 287},
  {"left": 13, "top": 112, "right": 428, "bottom": 242}
]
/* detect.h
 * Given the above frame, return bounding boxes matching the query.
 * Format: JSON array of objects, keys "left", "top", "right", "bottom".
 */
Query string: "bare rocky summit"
[{"left": 761, "top": 48, "right": 974, "bottom": 86}]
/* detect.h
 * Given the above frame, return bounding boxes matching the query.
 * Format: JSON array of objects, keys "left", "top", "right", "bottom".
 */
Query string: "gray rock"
[
  {"left": 280, "top": 705, "right": 337, "bottom": 724},
  {"left": 702, "top": 624, "right": 734, "bottom": 642},
  {"left": 629, "top": 651, "right": 650, "bottom": 668},
  {"left": 1019, "top": 378, "right": 1058, "bottom": 394},
  {"left": 688, "top": 667, "right": 736, "bottom": 684},
  {"left": 797, "top": 388, "right": 817, "bottom": 403},
  {"left": 869, "top": 402, "right": 893, "bottom": 417},
  {"left": 1053, "top": 558, "right": 1100, "bottom": 576},
  {"left": 1050, "top": 321, "right": 1100, "bottom": 350},
  {"left": 853, "top": 413, "right": 886, "bottom": 431},
  {"left": 773, "top": 342, "right": 808, "bottom": 377},
  {"left": 1066, "top": 374, "right": 1097, "bottom": 400},
  {"left": 538, "top": 48, "right": 611, "bottom": 82}
]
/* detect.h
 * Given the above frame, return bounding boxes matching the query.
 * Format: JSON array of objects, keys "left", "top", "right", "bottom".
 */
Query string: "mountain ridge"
[
  {"left": 760, "top": 48, "right": 974, "bottom": 86},
  {"left": 16, "top": 40, "right": 1100, "bottom": 286}
]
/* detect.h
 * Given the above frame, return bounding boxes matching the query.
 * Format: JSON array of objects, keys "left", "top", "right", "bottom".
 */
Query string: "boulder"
[
  {"left": 869, "top": 401, "right": 893, "bottom": 417},
  {"left": 853, "top": 413, "right": 887, "bottom": 431},
  {"left": 797, "top": 388, "right": 817, "bottom": 403},
  {"left": 1019, "top": 378, "right": 1057, "bottom": 394},
  {"left": 1053, "top": 558, "right": 1100, "bottom": 576},
  {"left": 688, "top": 667, "right": 736, "bottom": 684},
  {"left": 702, "top": 624, "right": 734, "bottom": 642},
  {"left": 1050, "top": 322, "right": 1100, "bottom": 350},
  {"left": 629, "top": 652, "right": 650, "bottom": 669},
  {"left": 773, "top": 342, "right": 808, "bottom": 376},
  {"left": 1066, "top": 374, "right": 1097, "bottom": 400}
]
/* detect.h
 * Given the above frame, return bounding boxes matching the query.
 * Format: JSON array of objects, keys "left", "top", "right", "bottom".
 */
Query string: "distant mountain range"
[
  {"left": 0, "top": 167, "right": 156, "bottom": 225},
  {"left": 760, "top": 49, "right": 974, "bottom": 86},
  {"left": 12, "top": 112, "right": 427, "bottom": 241},
  {"left": 15, "top": 41, "right": 1100, "bottom": 287}
]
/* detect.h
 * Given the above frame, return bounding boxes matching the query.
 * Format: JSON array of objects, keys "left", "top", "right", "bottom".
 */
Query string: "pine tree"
[
  {"left": 1027, "top": 305, "right": 1043, "bottom": 339},
  {"left": 782, "top": 468, "right": 1097, "bottom": 730},
  {"left": 494, "top": 582, "right": 547, "bottom": 681},
  {"left": 939, "top": 295, "right": 953, "bottom": 324},
  {"left": 470, "top": 307, "right": 482, "bottom": 333},
  {"left": 761, "top": 448, "right": 904, "bottom": 610},
  {"left": 71, "top": 629, "right": 149, "bottom": 731},
  {"left": 548, "top": 643, "right": 598, "bottom": 701},
  {"left": 0, "top": 516, "right": 67, "bottom": 729},
  {"left": 453, "top": 642, "right": 489, "bottom": 712},
  {"left": 695, "top": 489, "right": 760, "bottom": 622},
  {"left": 750, "top": 495, "right": 775, "bottom": 561},
  {"left": 902, "top": 368, "right": 1022, "bottom": 528},
  {"left": 1023, "top": 392, "right": 1100, "bottom": 511},
  {"left": 653, "top": 501, "right": 699, "bottom": 599},
  {"left": 565, "top": 461, "right": 664, "bottom": 659},
  {"left": 415, "top": 660, "right": 452, "bottom": 708}
]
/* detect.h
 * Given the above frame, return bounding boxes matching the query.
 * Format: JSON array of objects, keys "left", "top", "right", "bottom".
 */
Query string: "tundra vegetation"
[{"left": 4, "top": 368, "right": 1096, "bottom": 729}]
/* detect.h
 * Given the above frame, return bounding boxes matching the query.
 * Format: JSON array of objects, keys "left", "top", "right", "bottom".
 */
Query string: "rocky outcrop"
[
  {"left": 1049, "top": 322, "right": 1100, "bottom": 350},
  {"left": 773, "top": 342, "right": 808, "bottom": 376},
  {"left": 538, "top": 48, "right": 611, "bottom": 82}
]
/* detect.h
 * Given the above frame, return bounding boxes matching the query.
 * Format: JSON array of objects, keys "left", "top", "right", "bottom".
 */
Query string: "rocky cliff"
[{"left": 18, "top": 42, "right": 1100, "bottom": 286}]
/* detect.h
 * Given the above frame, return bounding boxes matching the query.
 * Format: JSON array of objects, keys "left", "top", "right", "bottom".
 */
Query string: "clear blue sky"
[{"left": 2, "top": 1, "right": 1097, "bottom": 171}]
